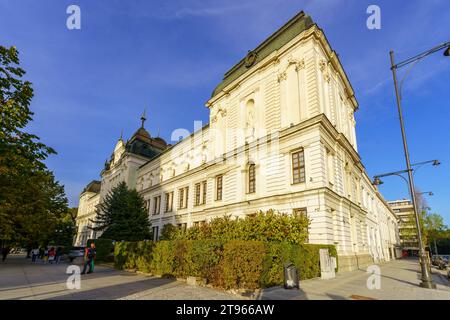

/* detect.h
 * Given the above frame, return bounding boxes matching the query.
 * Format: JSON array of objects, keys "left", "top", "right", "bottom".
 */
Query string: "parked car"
[
  {"left": 432, "top": 255, "right": 449, "bottom": 270},
  {"left": 68, "top": 246, "right": 85, "bottom": 263}
]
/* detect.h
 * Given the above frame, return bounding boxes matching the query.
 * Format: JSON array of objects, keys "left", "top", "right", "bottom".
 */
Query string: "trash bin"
[{"left": 284, "top": 262, "right": 299, "bottom": 289}]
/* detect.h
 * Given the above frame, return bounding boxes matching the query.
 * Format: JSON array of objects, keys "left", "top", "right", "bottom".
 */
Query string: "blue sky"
[{"left": 1, "top": 0, "right": 449, "bottom": 224}]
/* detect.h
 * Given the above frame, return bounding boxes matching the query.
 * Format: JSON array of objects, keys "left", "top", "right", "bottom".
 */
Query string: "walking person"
[
  {"left": 48, "top": 247, "right": 55, "bottom": 264},
  {"left": 1, "top": 247, "right": 10, "bottom": 263},
  {"left": 43, "top": 248, "right": 49, "bottom": 264},
  {"left": 31, "top": 248, "right": 39, "bottom": 263},
  {"left": 55, "top": 247, "right": 62, "bottom": 264},
  {"left": 81, "top": 243, "right": 96, "bottom": 275}
]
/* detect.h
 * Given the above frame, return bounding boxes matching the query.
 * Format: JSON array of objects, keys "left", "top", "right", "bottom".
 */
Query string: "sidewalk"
[
  {"left": 2, "top": 254, "right": 449, "bottom": 300},
  {"left": 258, "top": 258, "right": 450, "bottom": 300},
  {"left": 0, "top": 254, "right": 242, "bottom": 300}
]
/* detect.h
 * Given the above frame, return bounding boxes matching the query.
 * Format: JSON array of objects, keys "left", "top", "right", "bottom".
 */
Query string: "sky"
[{"left": 1, "top": 0, "right": 449, "bottom": 224}]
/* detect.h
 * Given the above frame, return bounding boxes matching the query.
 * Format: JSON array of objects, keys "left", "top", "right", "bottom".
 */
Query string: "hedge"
[
  {"left": 160, "top": 210, "right": 310, "bottom": 245},
  {"left": 87, "top": 238, "right": 114, "bottom": 262},
  {"left": 115, "top": 240, "right": 337, "bottom": 290}
]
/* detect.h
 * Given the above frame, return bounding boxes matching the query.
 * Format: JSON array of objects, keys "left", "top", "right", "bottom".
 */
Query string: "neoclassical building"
[{"left": 75, "top": 11, "right": 399, "bottom": 271}]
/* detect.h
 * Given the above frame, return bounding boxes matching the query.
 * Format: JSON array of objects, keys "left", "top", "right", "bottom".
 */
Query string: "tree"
[
  {"left": 48, "top": 207, "right": 78, "bottom": 249},
  {"left": 91, "top": 182, "right": 151, "bottom": 241},
  {"left": 423, "top": 213, "right": 447, "bottom": 255},
  {"left": 0, "top": 45, "right": 67, "bottom": 248}
]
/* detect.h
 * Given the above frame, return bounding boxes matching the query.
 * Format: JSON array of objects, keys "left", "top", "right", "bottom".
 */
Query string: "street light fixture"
[
  {"left": 389, "top": 41, "right": 449, "bottom": 289},
  {"left": 444, "top": 46, "right": 450, "bottom": 56},
  {"left": 372, "top": 159, "right": 439, "bottom": 187},
  {"left": 373, "top": 177, "right": 383, "bottom": 186}
]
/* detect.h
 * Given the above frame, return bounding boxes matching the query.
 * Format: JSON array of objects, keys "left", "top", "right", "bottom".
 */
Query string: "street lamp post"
[{"left": 389, "top": 41, "right": 449, "bottom": 289}]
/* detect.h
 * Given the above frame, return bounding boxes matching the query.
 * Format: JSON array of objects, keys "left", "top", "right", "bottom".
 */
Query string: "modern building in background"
[
  {"left": 75, "top": 11, "right": 399, "bottom": 271},
  {"left": 388, "top": 199, "right": 419, "bottom": 256}
]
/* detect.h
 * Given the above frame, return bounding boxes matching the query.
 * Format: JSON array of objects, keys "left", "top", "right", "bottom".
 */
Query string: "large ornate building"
[{"left": 75, "top": 11, "right": 399, "bottom": 271}]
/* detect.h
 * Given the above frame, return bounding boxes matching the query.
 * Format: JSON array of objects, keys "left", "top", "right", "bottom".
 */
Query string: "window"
[
  {"left": 202, "top": 181, "right": 207, "bottom": 205},
  {"left": 293, "top": 207, "right": 308, "bottom": 219},
  {"left": 195, "top": 183, "right": 201, "bottom": 206},
  {"left": 164, "top": 192, "right": 173, "bottom": 213},
  {"left": 248, "top": 163, "right": 256, "bottom": 193},
  {"left": 177, "top": 223, "right": 187, "bottom": 232},
  {"left": 216, "top": 175, "right": 223, "bottom": 200},
  {"left": 178, "top": 187, "right": 189, "bottom": 209},
  {"left": 292, "top": 149, "right": 305, "bottom": 184},
  {"left": 153, "top": 196, "right": 161, "bottom": 215},
  {"left": 185, "top": 186, "right": 189, "bottom": 208},
  {"left": 152, "top": 226, "right": 159, "bottom": 241},
  {"left": 178, "top": 188, "right": 184, "bottom": 209}
]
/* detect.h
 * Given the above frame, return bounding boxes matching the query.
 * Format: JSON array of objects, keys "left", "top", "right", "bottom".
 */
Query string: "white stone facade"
[{"left": 76, "top": 12, "right": 399, "bottom": 271}]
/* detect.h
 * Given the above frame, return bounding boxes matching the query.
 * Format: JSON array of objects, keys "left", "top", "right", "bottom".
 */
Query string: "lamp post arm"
[{"left": 393, "top": 41, "right": 450, "bottom": 69}]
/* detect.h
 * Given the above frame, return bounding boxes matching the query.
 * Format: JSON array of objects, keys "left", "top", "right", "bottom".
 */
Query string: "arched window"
[{"left": 248, "top": 163, "right": 256, "bottom": 194}]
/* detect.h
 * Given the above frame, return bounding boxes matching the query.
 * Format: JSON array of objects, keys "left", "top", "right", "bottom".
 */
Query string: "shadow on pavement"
[{"left": 48, "top": 277, "right": 177, "bottom": 300}]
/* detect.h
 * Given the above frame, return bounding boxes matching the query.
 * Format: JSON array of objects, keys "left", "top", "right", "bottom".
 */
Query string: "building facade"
[
  {"left": 75, "top": 11, "right": 399, "bottom": 271},
  {"left": 388, "top": 199, "right": 419, "bottom": 255}
]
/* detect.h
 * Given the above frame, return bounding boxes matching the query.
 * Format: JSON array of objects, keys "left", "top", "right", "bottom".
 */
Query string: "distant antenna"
[
  {"left": 157, "top": 128, "right": 160, "bottom": 137},
  {"left": 140, "top": 107, "right": 147, "bottom": 128}
]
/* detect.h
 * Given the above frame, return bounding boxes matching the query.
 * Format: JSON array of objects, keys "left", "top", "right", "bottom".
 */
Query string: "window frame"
[
  {"left": 215, "top": 175, "right": 223, "bottom": 201},
  {"left": 291, "top": 149, "right": 306, "bottom": 184},
  {"left": 248, "top": 163, "right": 256, "bottom": 194}
]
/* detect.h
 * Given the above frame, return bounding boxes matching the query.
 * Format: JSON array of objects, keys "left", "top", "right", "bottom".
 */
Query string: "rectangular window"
[
  {"left": 248, "top": 164, "right": 256, "bottom": 194},
  {"left": 177, "top": 223, "right": 187, "bottom": 232},
  {"left": 178, "top": 188, "right": 184, "bottom": 209},
  {"left": 153, "top": 196, "right": 161, "bottom": 215},
  {"left": 164, "top": 192, "right": 173, "bottom": 213},
  {"left": 195, "top": 183, "right": 201, "bottom": 206},
  {"left": 216, "top": 175, "right": 223, "bottom": 200},
  {"left": 293, "top": 207, "right": 308, "bottom": 219},
  {"left": 292, "top": 149, "right": 306, "bottom": 184},
  {"left": 184, "top": 186, "right": 189, "bottom": 208},
  {"left": 202, "top": 181, "right": 207, "bottom": 204}
]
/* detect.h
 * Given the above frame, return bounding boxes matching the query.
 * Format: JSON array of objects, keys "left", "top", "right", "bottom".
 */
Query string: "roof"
[
  {"left": 82, "top": 180, "right": 101, "bottom": 194},
  {"left": 211, "top": 11, "right": 313, "bottom": 98},
  {"left": 125, "top": 126, "right": 168, "bottom": 158}
]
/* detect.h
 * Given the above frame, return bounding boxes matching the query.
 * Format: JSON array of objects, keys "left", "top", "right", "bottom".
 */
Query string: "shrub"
[
  {"left": 158, "top": 210, "right": 310, "bottom": 244},
  {"left": 221, "top": 240, "right": 267, "bottom": 290},
  {"left": 150, "top": 241, "right": 175, "bottom": 277},
  {"left": 113, "top": 239, "right": 337, "bottom": 290},
  {"left": 87, "top": 238, "right": 114, "bottom": 262}
]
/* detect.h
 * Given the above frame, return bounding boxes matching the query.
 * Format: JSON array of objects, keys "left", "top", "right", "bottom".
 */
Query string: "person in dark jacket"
[
  {"left": 2, "top": 247, "right": 10, "bottom": 262},
  {"left": 81, "top": 243, "right": 96, "bottom": 274}
]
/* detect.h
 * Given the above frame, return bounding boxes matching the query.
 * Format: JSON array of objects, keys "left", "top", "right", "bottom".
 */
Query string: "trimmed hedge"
[
  {"left": 115, "top": 240, "right": 337, "bottom": 290},
  {"left": 160, "top": 210, "right": 310, "bottom": 245},
  {"left": 87, "top": 238, "right": 114, "bottom": 262}
]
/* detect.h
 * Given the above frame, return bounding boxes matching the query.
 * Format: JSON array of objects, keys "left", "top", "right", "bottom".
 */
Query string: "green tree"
[
  {"left": 48, "top": 207, "right": 78, "bottom": 249},
  {"left": 91, "top": 182, "right": 151, "bottom": 241},
  {"left": 423, "top": 213, "right": 447, "bottom": 254},
  {"left": 0, "top": 45, "right": 68, "bottom": 248}
]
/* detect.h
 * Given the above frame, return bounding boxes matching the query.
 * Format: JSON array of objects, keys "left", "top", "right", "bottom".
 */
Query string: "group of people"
[
  {"left": 2, "top": 243, "right": 97, "bottom": 275},
  {"left": 31, "top": 247, "right": 63, "bottom": 264}
]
